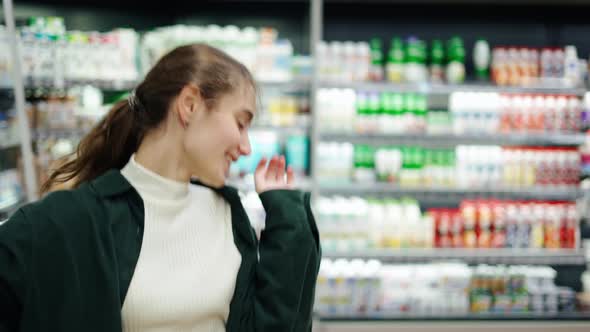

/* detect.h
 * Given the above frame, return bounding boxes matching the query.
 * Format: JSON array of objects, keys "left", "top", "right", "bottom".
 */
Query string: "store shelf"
[
  {"left": 322, "top": 248, "right": 586, "bottom": 265},
  {"left": 313, "top": 316, "right": 590, "bottom": 332},
  {"left": 319, "top": 81, "right": 587, "bottom": 96},
  {"left": 258, "top": 80, "right": 310, "bottom": 91},
  {"left": 319, "top": 182, "right": 583, "bottom": 200},
  {"left": 317, "top": 311, "right": 590, "bottom": 321},
  {"left": 320, "top": 132, "right": 587, "bottom": 146},
  {"left": 22, "top": 79, "right": 310, "bottom": 93},
  {"left": 33, "top": 128, "right": 89, "bottom": 140},
  {"left": 228, "top": 175, "right": 312, "bottom": 192},
  {"left": 24, "top": 78, "right": 137, "bottom": 91},
  {"left": 250, "top": 124, "right": 310, "bottom": 135}
]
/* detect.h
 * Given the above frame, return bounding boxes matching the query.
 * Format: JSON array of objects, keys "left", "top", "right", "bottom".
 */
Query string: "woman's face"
[{"left": 182, "top": 85, "right": 256, "bottom": 187}]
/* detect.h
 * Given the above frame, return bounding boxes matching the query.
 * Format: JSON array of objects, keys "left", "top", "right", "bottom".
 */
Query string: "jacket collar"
[{"left": 91, "top": 169, "right": 239, "bottom": 201}]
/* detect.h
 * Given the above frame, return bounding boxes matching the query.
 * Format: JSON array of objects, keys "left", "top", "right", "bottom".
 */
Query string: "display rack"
[
  {"left": 323, "top": 248, "right": 586, "bottom": 265},
  {"left": 2, "top": 0, "right": 38, "bottom": 203},
  {"left": 319, "top": 182, "right": 584, "bottom": 200},
  {"left": 320, "top": 132, "right": 588, "bottom": 147},
  {"left": 313, "top": 318, "right": 590, "bottom": 332},
  {"left": 319, "top": 81, "right": 587, "bottom": 96}
]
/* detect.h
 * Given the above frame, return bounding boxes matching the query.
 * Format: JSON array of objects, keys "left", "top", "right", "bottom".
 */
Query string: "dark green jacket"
[{"left": 0, "top": 169, "right": 321, "bottom": 331}]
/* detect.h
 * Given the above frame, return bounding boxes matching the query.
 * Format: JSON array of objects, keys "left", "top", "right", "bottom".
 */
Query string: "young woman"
[{"left": 0, "top": 44, "right": 320, "bottom": 332}]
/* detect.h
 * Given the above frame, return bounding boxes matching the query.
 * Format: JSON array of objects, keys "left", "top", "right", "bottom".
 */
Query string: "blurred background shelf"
[
  {"left": 21, "top": 79, "right": 310, "bottom": 93},
  {"left": 320, "top": 132, "right": 588, "bottom": 147},
  {"left": 319, "top": 81, "right": 588, "bottom": 96},
  {"left": 23, "top": 78, "right": 137, "bottom": 92},
  {"left": 317, "top": 311, "right": 590, "bottom": 321},
  {"left": 322, "top": 248, "right": 586, "bottom": 265},
  {"left": 32, "top": 128, "right": 90, "bottom": 140},
  {"left": 0, "top": 128, "right": 20, "bottom": 150},
  {"left": 228, "top": 175, "right": 313, "bottom": 192},
  {"left": 313, "top": 318, "right": 590, "bottom": 332},
  {"left": 319, "top": 182, "right": 584, "bottom": 200},
  {"left": 258, "top": 80, "right": 311, "bottom": 91}
]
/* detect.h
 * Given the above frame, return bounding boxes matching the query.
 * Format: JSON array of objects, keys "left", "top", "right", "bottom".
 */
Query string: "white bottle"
[
  {"left": 356, "top": 42, "right": 371, "bottom": 82},
  {"left": 343, "top": 41, "right": 356, "bottom": 83},
  {"left": 564, "top": 45, "right": 580, "bottom": 86}
]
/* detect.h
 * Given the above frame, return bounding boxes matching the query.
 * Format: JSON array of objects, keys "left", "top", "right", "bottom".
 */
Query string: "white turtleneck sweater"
[{"left": 120, "top": 155, "right": 241, "bottom": 332}]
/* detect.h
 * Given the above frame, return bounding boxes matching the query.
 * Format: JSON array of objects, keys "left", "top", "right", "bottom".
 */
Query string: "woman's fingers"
[
  {"left": 255, "top": 157, "right": 267, "bottom": 175},
  {"left": 265, "top": 156, "right": 279, "bottom": 181},
  {"left": 286, "top": 166, "right": 294, "bottom": 185},
  {"left": 276, "top": 156, "right": 286, "bottom": 182}
]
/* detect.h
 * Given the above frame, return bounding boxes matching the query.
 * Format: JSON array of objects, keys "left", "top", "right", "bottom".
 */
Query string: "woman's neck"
[{"left": 134, "top": 131, "right": 192, "bottom": 183}]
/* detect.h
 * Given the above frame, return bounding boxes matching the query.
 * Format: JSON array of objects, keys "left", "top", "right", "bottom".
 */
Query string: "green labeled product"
[
  {"left": 356, "top": 92, "right": 369, "bottom": 133},
  {"left": 414, "top": 94, "right": 428, "bottom": 132},
  {"left": 405, "top": 38, "right": 428, "bottom": 83},
  {"left": 387, "top": 37, "right": 405, "bottom": 83},
  {"left": 369, "top": 38, "right": 384, "bottom": 81},
  {"left": 391, "top": 93, "right": 404, "bottom": 133},
  {"left": 403, "top": 94, "right": 416, "bottom": 133},
  {"left": 368, "top": 93, "right": 381, "bottom": 133},
  {"left": 379, "top": 92, "right": 391, "bottom": 133},
  {"left": 430, "top": 39, "right": 445, "bottom": 82},
  {"left": 446, "top": 36, "right": 466, "bottom": 84}
]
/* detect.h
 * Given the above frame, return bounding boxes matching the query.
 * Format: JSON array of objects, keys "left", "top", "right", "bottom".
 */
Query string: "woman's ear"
[{"left": 177, "top": 84, "right": 203, "bottom": 127}]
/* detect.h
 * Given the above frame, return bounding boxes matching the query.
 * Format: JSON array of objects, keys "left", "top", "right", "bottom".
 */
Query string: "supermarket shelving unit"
[
  {"left": 319, "top": 182, "right": 585, "bottom": 200},
  {"left": 310, "top": 0, "right": 590, "bottom": 328},
  {"left": 1, "top": 0, "right": 37, "bottom": 217},
  {"left": 313, "top": 319, "right": 590, "bottom": 332},
  {"left": 319, "top": 81, "right": 588, "bottom": 96},
  {"left": 320, "top": 132, "right": 587, "bottom": 147},
  {"left": 323, "top": 248, "right": 586, "bottom": 265}
]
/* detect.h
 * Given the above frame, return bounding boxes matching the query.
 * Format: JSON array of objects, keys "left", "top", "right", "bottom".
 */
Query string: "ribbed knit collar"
[{"left": 121, "top": 154, "right": 190, "bottom": 205}]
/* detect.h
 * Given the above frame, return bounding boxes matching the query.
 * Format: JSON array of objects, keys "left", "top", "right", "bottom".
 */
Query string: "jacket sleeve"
[
  {"left": 0, "top": 209, "right": 31, "bottom": 332},
  {"left": 251, "top": 189, "right": 321, "bottom": 332}
]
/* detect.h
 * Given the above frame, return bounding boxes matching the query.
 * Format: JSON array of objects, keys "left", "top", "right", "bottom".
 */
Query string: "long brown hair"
[{"left": 42, "top": 44, "right": 256, "bottom": 193}]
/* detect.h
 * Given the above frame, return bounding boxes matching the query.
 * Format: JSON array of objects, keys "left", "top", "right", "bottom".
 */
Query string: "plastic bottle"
[
  {"left": 446, "top": 37, "right": 466, "bottom": 84},
  {"left": 387, "top": 37, "right": 405, "bottom": 83},
  {"left": 391, "top": 93, "right": 404, "bottom": 134},
  {"left": 404, "top": 38, "right": 428, "bottom": 83},
  {"left": 430, "top": 39, "right": 445, "bottom": 83},
  {"left": 369, "top": 38, "right": 384, "bottom": 81},
  {"left": 356, "top": 92, "right": 369, "bottom": 133},
  {"left": 367, "top": 92, "right": 381, "bottom": 133},
  {"left": 356, "top": 42, "right": 371, "bottom": 82},
  {"left": 414, "top": 94, "right": 428, "bottom": 133},
  {"left": 377, "top": 92, "right": 390, "bottom": 134},
  {"left": 343, "top": 41, "right": 356, "bottom": 82},
  {"left": 473, "top": 39, "right": 491, "bottom": 81},
  {"left": 564, "top": 45, "right": 580, "bottom": 87}
]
